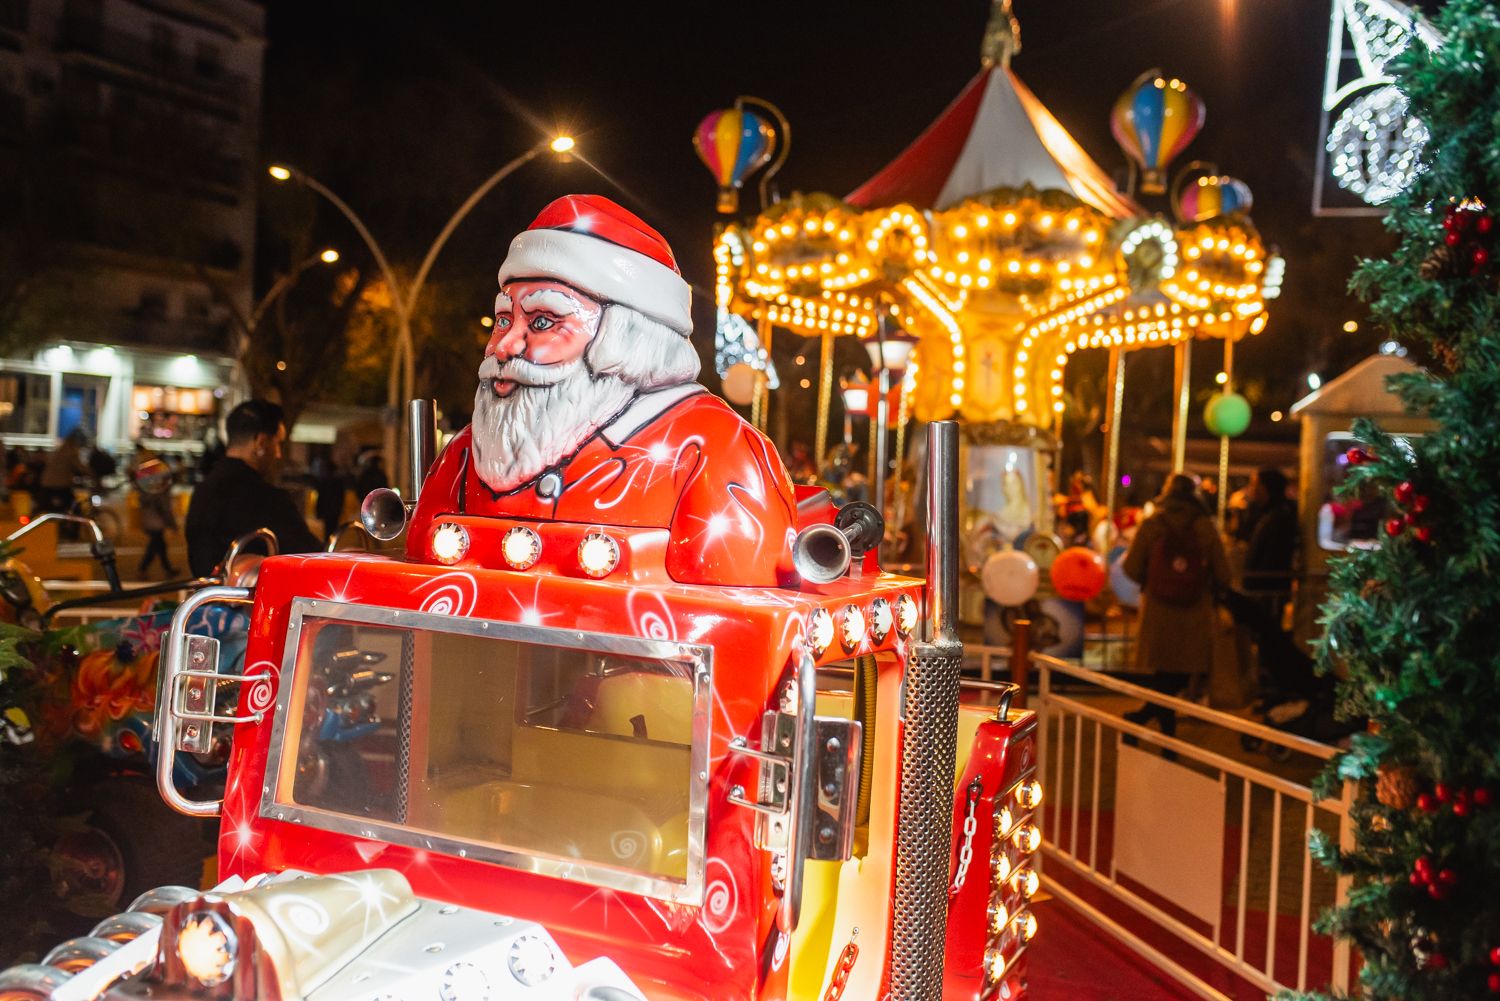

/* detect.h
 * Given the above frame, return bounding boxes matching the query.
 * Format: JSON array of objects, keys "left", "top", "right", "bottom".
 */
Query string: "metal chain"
[
  {"left": 822, "top": 932, "right": 860, "bottom": 1001},
  {"left": 950, "top": 778, "right": 983, "bottom": 897}
]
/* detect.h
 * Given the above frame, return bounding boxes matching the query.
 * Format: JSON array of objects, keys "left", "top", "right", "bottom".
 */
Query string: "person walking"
[
  {"left": 132, "top": 446, "right": 179, "bottom": 576},
  {"left": 185, "top": 400, "right": 322, "bottom": 577},
  {"left": 1121, "top": 473, "right": 1231, "bottom": 738},
  {"left": 37, "top": 429, "right": 90, "bottom": 515}
]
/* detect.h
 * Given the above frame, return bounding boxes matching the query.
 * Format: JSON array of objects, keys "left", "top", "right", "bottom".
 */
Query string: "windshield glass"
[{"left": 267, "top": 600, "right": 708, "bottom": 901}]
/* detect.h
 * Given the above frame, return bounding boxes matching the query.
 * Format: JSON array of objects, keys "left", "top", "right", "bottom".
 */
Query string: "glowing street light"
[
  {"left": 319, "top": 248, "right": 340, "bottom": 264},
  {"left": 263, "top": 134, "right": 580, "bottom": 486}
]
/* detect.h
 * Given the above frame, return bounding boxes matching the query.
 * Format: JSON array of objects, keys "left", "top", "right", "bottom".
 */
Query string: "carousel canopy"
[{"left": 847, "top": 66, "right": 1141, "bottom": 219}]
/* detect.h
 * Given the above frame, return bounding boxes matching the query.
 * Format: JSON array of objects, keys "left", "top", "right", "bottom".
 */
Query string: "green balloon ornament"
[{"left": 1203, "top": 391, "right": 1251, "bottom": 438}]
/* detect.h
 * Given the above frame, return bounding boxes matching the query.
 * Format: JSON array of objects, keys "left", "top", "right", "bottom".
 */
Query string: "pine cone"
[
  {"left": 1377, "top": 763, "right": 1421, "bottom": 810},
  {"left": 1420, "top": 244, "right": 1458, "bottom": 280}
]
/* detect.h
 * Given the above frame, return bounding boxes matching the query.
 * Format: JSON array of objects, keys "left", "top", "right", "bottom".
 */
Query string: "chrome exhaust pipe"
[
  {"left": 408, "top": 398, "right": 437, "bottom": 501},
  {"left": 890, "top": 420, "right": 963, "bottom": 1001}
]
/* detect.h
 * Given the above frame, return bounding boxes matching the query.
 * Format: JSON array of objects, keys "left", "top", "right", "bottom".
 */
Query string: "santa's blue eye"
[
  {"left": 496, "top": 315, "right": 510, "bottom": 328},
  {"left": 530, "top": 316, "right": 555, "bottom": 331}
]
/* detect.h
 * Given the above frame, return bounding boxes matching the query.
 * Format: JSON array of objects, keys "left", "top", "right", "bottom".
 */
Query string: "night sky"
[{"left": 259, "top": 0, "right": 1434, "bottom": 453}]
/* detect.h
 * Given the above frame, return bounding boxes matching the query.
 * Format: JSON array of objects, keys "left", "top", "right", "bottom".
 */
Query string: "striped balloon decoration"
[
  {"left": 1110, "top": 70, "right": 1206, "bottom": 195},
  {"left": 1175, "top": 174, "right": 1253, "bottom": 223},
  {"left": 694, "top": 107, "right": 775, "bottom": 214}
]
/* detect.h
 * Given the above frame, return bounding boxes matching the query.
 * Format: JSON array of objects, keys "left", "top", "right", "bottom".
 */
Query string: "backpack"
[{"left": 1146, "top": 519, "right": 1206, "bottom": 606}]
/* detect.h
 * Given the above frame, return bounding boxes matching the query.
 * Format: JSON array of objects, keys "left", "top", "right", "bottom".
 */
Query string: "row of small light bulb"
[
  {"left": 805, "top": 593, "right": 920, "bottom": 657},
  {"left": 714, "top": 231, "right": 746, "bottom": 309},
  {"left": 901, "top": 276, "right": 966, "bottom": 409},
  {"left": 1180, "top": 267, "right": 1260, "bottom": 301},
  {"left": 1013, "top": 283, "right": 1125, "bottom": 416},
  {"left": 1026, "top": 273, "right": 1120, "bottom": 319},
  {"left": 430, "top": 522, "right": 625, "bottom": 580},
  {"left": 985, "top": 778, "right": 1045, "bottom": 984}
]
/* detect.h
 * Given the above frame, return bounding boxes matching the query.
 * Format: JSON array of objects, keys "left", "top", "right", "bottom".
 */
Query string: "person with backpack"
[{"left": 1120, "top": 473, "right": 1231, "bottom": 739}]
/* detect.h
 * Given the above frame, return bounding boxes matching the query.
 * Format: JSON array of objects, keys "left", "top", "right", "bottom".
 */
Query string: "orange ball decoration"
[{"left": 1050, "top": 546, "right": 1107, "bottom": 602}]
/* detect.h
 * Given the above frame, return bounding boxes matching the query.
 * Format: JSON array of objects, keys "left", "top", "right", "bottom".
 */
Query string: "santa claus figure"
[{"left": 408, "top": 195, "right": 798, "bottom": 587}]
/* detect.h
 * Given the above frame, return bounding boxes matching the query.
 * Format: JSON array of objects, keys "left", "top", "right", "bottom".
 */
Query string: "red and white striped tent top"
[{"left": 846, "top": 65, "right": 1141, "bottom": 219}]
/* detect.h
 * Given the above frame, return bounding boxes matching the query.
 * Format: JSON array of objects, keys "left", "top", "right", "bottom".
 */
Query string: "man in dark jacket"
[
  {"left": 185, "top": 400, "right": 322, "bottom": 577},
  {"left": 1243, "top": 468, "right": 1297, "bottom": 612}
]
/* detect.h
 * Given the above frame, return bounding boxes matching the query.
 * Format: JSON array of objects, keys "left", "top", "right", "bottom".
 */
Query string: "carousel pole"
[
  {"left": 815, "top": 330, "right": 835, "bottom": 468},
  {"left": 1171, "top": 336, "right": 1193, "bottom": 472},
  {"left": 1217, "top": 337, "right": 1234, "bottom": 528},
  {"left": 755, "top": 311, "right": 774, "bottom": 432},
  {"left": 1103, "top": 345, "right": 1126, "bottom": 518}
]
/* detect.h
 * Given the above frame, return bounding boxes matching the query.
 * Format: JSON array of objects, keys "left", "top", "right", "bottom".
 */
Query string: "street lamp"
[
  {"left": 862, "top": 322, "right": 919, "bottom": 517},
  {"left": 248, "top": 248, "right": 342, "bottom": 331},
  {"left": 266, "top": 133, "right": 577, "bottom": 489}
]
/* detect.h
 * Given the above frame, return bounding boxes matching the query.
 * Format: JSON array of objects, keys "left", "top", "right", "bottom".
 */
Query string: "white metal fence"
[{"left": 968, "top": 643, "right": 1355, "bottom": 1000}]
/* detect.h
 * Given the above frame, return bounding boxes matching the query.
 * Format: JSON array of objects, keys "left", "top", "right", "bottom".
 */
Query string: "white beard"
[{"left": 471, "top": 354, "right": 636, "bottom": 493}]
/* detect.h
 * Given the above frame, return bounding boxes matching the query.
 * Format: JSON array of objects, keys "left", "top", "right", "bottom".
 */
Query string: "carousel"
[{"left": 704, "top": 3, "right": 1283, "bottom": 638}]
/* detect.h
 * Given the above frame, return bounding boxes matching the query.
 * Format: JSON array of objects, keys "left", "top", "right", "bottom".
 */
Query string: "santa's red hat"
[{"left": 497, "top": 194, "right": 692, "bottom": 336}]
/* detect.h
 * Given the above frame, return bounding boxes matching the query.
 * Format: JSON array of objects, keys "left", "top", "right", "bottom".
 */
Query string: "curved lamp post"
[{"left": 267, "top": 134, "right": 575, "bottom": 489}]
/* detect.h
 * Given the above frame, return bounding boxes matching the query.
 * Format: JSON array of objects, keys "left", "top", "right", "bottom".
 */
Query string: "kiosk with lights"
[
  {"left": 2, "top": 194, "right": 1042, "bottom": 1001},
  {"left": 710, "top": 5, "right": 1283, "bottom": 620}
]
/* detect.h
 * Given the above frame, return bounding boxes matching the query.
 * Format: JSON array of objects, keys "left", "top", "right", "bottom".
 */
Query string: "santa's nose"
[{"left": 488, "top": 321, "right": 527, "bottom": 359}]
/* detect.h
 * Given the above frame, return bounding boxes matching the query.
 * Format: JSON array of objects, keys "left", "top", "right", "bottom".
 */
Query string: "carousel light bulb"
[
  {"left": 1014, "top": 867, "right": 1041, "bottom": 898},
  {"left": 808, "top": 608, "right": 836, "bottom": 656},
  {"left": 1016, "top": 780, "right": 1044, "bottom": 809},
  {"left": 895, "top": 593, "right": 919, "bottom": 635},
  {"left": 1020, "top": 911, "right": 1039, "bottom": 942},
  {"left": 985, "top": 947, "right": 1007, "bottom": 982},
  {"left": 993, "top": 852, "right": 1013, "bottom": 883},
  {"left": 1014, "top": 823, "right": 1041, "bottom": 853},
  {"left": 431, "top": 523, "right": 470, "bottom": 564},
  {"left": 501, "top": 526, "right": 542, "bottom": 570},
  {"left": 577, "top": 532, "right": 621, "bottom": 578}
]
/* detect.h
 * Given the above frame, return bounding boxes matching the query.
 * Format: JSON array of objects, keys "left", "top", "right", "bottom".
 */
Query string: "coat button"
[{"left": 536, "top": 472, "right": 562, "bottom": 499}]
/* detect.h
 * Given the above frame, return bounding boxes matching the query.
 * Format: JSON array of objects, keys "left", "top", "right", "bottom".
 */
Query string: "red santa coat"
[{"left": 407, "top": 384, "right": 799, "bottom": 587}]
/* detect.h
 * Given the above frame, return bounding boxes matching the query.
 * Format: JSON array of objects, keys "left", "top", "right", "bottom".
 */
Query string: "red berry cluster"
[
  {"left": 1409, "top": 854, "right": 1458, "bottom": 900},
  {"left": 1385, "top": 480, "right": 1433, "bottom": 543},
  {"left": 1442, "top": 202, "right": 1496, "bottom": 275},
  {"left": 1489, "top": 946, "right": 1500, "bottom": 992},
  {"left": 1346, "top": 447, "right": 1372, "bottom": 466},
  {"left": 1416, "top": 781, "right": 1493, "bottom": 816}
]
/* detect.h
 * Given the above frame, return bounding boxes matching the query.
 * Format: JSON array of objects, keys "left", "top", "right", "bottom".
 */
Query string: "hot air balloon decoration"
[
  {"left": 1111, "top": 70, "right": 1206, "bottom": 195},
  {"left": 1175, "top": 174, "right": 1253, "bottom": 223},
  {"left": 694, "top": 106, "right": 776, "bottom": 214}
]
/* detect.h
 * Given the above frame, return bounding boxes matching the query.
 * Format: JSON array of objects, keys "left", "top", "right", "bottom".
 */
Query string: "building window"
[
  {"left": 134, "top": 383, "right": 217, "bottom": 442},
  {"left": 0, "top": 371, "right": 51, "bottom": 436},
  {"left": 193, "top": 40, "right": 221, "bottom": 79},
  {"left": 149, "top": 23, "right": 176, "bottom": 67}
]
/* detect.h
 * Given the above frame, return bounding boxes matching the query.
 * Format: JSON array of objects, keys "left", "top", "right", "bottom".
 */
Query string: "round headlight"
[
  {"left": 501, "top": 525, "right": 542, "bottom": 570},
  {"left": 577, "top": 532, "right": 621, "bottom": 578},
  {"left": 176, "top": 911, "right": 236, "bottom": 986},
  {"left": 431, "top": 522, "right": 470, "bottom": 565}
]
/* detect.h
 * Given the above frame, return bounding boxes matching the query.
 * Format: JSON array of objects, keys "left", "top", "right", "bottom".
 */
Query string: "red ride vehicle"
[{"left": 2, "top": 196, "right": 1040, "bottom": 1001}]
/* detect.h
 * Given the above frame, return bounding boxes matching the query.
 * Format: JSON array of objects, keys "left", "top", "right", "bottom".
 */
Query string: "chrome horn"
[
  {"left": 792, "top": 501, "right": 885, "bottom": 585},
  {"left": 360, "top": 487, "right": 409, "bottom": 542}
]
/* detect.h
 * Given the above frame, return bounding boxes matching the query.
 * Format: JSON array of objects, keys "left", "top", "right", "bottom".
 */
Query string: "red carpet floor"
[{"left": 1026, "top": 896, "right": 1191, "bottom": 1000}]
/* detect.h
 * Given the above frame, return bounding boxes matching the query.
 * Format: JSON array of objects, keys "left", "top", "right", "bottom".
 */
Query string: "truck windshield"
[{"left": 266, "top": 600, "right": 709, "bottom": 903}]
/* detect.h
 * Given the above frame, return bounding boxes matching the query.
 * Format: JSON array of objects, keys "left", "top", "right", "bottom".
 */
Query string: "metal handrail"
[
  {"left": 154, "top": 586, "right": 253, "bottom": 817},
  {"left": 1018, "top": 648, "right": 1339, "bottom": 761}
]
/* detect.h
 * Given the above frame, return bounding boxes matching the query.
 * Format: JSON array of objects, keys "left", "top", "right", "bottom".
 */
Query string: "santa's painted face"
[
  {"left": 485, "top": 280, "right": 604, "bottom": 397},
  {"left": 472, "top": 280, "right": 636, "bottom": 493}
]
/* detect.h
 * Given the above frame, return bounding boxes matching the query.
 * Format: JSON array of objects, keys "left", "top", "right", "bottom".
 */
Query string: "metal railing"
[{"left": 968, "top": 640, "right": 1355, "bottom": 999}]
